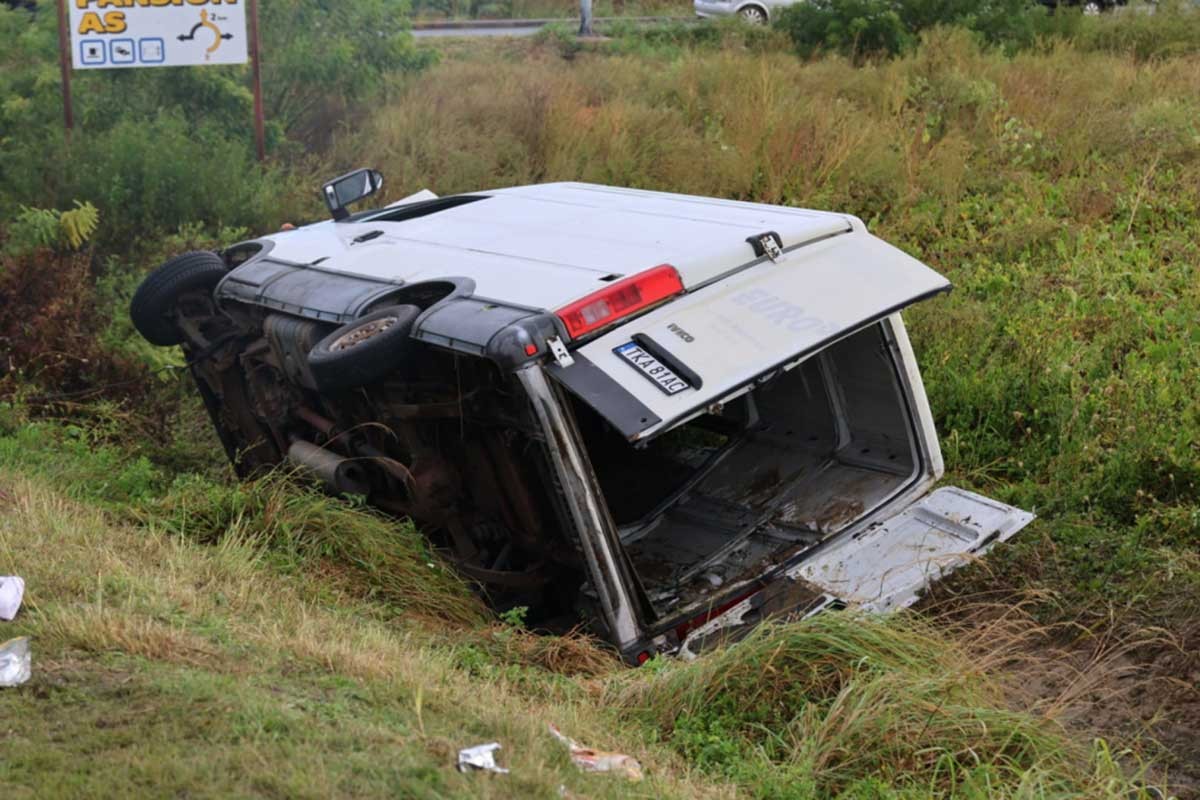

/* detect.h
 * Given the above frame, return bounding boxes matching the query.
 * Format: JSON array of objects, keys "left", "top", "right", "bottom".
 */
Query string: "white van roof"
[
  {"left": 231, "top": 182, "right": 950, "bottom": 442},
  {"left": 259, "top": 182, "right": 858, "bottom": 310}
]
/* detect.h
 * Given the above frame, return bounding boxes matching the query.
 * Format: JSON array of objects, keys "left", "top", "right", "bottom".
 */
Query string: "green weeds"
[{"left": 612, "top": 616, "right": 1157, "bottom": 798}]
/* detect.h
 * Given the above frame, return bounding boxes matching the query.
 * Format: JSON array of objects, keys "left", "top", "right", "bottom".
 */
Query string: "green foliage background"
[{"left": 0, "top": 4, "right": 1198, "bottom": 795}]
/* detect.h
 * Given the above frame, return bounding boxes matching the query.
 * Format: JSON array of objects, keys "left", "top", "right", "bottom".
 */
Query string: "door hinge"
[
  {"left": 746, "top": 231, "right": 785, "bottom": 263},
  {"left": 547, "top": 336, "right": 575, "bottom": 368}
]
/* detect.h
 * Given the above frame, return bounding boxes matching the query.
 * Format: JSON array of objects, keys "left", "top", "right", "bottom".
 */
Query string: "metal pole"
[
  {"left": 247, "top": 0, "right": 266, "bottom": 162},
  {"left": 55, "top": 0, "right": 74, "bottom": 137},
  {"left": 578, "top": 0, "right": 594, "bottom": 36}
]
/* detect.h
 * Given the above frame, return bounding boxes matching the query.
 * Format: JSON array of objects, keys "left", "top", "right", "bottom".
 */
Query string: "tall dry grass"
[
  {"left": 352, "top": 29, "right": 1199, "bottom": 243},
  {"left": 607, "top": 612, "right": 1160, "bottom": 798}
]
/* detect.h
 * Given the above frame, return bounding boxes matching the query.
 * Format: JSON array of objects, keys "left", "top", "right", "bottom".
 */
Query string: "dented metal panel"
[{"left": 791, "top": 486, "right": 1035, "bottom": 611}]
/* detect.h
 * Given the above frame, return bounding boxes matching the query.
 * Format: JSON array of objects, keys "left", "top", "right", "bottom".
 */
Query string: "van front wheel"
[{"left": 130, "top": 251, "right": 227, "bottom": 347}]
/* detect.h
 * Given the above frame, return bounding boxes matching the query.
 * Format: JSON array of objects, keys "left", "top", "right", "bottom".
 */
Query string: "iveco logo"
[{"left": 667, "top": 323, "right": 694, "bottom": 343}]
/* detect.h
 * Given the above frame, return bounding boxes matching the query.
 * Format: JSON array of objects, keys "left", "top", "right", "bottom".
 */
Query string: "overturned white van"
[{"left": 131, "top": 176, "right": 1033, "bottom": 663}]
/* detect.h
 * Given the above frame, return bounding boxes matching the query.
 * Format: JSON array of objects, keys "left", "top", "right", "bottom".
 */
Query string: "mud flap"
[{"left": 791, "top": 486, "right": 1034, "bottom": 611}]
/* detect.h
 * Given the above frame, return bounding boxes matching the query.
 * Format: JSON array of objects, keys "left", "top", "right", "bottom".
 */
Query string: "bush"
[
  {"left": 67, "top": 114, "right": 299, "bottom": 250},
  {"left": 775, "top": 0, "right": 1062, "bottom": 60},
  {"left": 1074, "top": 0, "right": 1200, "bottom": 59},
  {"left": 896, "top": 0, "right": 1059, "bottom": 49},
  {"left": 3, "top": 202, "right": 98, "bottom": 256},
  {"left": 776, "top": 0, "right": 913, "bottom": 61},
  {"left": 0, "top": 247, "right": 145, "bottom": 394},
  {"left": 0, "top": 0, "right": 433, "bottom": 246}
]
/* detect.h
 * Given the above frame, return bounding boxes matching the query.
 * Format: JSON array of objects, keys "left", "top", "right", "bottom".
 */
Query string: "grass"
[
  {"left": 611, "top": 616, "right": 1157, "bottom": 799},
  {"left": 0, "top": 474, "right": 654, "bottom": 799},
  {"left": 0, "top": 467, "right": 1164, "bottom": 798},
  {"left": 2, "top": 13, "right": 1199, "bottom": 799}
]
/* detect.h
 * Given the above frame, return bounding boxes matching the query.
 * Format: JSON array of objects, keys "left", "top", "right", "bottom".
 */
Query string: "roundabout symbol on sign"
[{"left": 177, "top": 9, "right": 233, "bottom": 61}]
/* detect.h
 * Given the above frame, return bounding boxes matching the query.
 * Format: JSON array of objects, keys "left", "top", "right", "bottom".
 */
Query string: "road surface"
[{"left": 410, "top": 16, "right": 690, "bottom": 38}]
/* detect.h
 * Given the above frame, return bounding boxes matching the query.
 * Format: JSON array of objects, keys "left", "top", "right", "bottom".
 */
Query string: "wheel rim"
[
  {"left": 330, "top": 316, "right": 397, "bottom": 351},
  {"left": 739, "top": 6, "right": 766, "bottom": 23},
  {"left": 1083, "top": 1, "right": 1101, "bottom": 14}
]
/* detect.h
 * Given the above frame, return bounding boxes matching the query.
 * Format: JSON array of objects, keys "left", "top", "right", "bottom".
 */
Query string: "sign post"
[
  {"left": 247, "top": 0, "right": 265, "bottom": 162},
  {"left": 55, "top": 0, "right": 73, "bottom": 136},
  {"left": 63, "top": 0, "right": 263, "bottom": 159}
]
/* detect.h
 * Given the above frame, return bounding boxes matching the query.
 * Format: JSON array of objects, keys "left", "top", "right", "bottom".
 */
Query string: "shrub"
[
  {"left": 776, "top": 0, "right": 1063, "bottom": 60},
  {"left": 4, "top": 202, "right": 99, "bottom": 256},
  {"left": 1074, "top": 0, "right": 1200, "bottom": 59},
  {"left": 0, "top": 246, "right": 146, "bottom": 394},
  {"left": 0, "top": 0, "right": 432, "bottom": 244},
  {"left": 66, "top": 114, "right": 299, "bottom": 250},
  {"left": 896, "top": 0, "right": 1059, "bottom": 49},
  {"left": 775, "top": 0, "right": 913, "bottom": 61}
]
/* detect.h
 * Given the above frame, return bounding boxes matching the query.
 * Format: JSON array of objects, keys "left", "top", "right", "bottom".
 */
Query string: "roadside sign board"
[{"left": 69, "top": 0, "right": 248, "bottom": 69}]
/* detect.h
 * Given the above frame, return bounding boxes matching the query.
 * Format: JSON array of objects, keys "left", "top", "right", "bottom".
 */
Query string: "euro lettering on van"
[{"left": 729, "top": 288, "right": 841, "bottom": 336}]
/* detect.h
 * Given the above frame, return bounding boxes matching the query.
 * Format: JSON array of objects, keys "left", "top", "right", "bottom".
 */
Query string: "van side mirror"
[{"left": 322, "top": 168, "right": 384, "bottom": 221}]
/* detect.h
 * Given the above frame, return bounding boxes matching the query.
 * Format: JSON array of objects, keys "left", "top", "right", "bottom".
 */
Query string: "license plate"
[{"left": 613, "top": 341, "right": 691, "bottom": 395}]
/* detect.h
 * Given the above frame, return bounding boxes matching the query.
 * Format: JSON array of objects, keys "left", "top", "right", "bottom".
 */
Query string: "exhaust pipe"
[{"left": 287, "top": 441, "right": 370, "bottom": 496}]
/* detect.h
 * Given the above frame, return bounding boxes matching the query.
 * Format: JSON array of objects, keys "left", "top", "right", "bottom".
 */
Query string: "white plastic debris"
[
  {"left": 457, "top": 742, "right": 509, "bottom": 774},
  {"left": 0, "top": 576, "right": 25, "bottom": 621},
  {"left": 548, "top": 724, "right": 643, "bottom": 781},
  {"left": 0, "top": 637, "right": 31, "bottom": 687}
]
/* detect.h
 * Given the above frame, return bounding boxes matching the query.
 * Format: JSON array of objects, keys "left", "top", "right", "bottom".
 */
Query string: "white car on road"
[{"left": 695, "top": 0, "right": 802, "bottom": 24}]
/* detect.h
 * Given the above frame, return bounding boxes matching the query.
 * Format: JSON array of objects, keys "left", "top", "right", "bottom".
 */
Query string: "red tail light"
[{"left": 555, "top": 265, "right": 684, "bottom": 340}]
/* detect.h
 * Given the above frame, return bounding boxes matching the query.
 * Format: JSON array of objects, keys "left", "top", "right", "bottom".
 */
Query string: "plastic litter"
[
  {"left": 0, "top": 576, "right": 25, "bottom": 621},
  {"left": 457, "top": 742, "right": 509, "bottom": 774},
  {"left": 548, "top": 723, "right": 643, "bottom": 781},
  {"left": 0, "top": 637, "right": 31, "bottom": 687}
]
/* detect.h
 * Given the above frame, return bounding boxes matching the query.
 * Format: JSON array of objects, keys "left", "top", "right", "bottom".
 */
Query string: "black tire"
[
  {"left": 130, "top": 251, "right": 227, "bottom": 346},
  {"left": 307, "top": 305, "right": 422, "bottom": 392}
]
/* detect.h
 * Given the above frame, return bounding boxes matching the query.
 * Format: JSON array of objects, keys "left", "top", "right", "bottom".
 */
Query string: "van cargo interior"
[{"left": 572, "top": 321, "right": 921, "bottom": 618}]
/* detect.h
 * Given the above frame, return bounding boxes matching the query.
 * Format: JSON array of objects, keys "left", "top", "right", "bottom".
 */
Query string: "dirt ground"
[{"left": 927, "top": 594, "right": 1199, "bottom": 799}]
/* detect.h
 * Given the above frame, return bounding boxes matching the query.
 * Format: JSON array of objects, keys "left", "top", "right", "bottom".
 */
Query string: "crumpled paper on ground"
[
  {"left": 457, "top": 742, "right": 509, "bottom": 774},
  {"left": 548, "top": 723, "right": 643, "bottom": 781},
  {"left": 0, "top": 637, "right": 31, "bottom": 687},
  {"left": 0, "top": 576, "right": 24, "bottom": 621}
]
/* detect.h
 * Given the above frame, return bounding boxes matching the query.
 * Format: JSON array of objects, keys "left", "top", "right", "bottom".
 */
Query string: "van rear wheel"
[{"left": 307, "top": 305, "right": 423, "bottom": 392}]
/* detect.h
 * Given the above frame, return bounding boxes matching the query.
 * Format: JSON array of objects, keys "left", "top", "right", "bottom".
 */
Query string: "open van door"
[
  {"left": 790, "top": 486, "right": 1034, "bottom": 611},
  {"left": 548, "top": 231, "right": 950, "bottom": 442},
  {"left": 676, "top": 486, "right": 1035, "bottom": 658},
  {"left": 547, "top": 227, "right": 1035, "bottom": 653}
]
